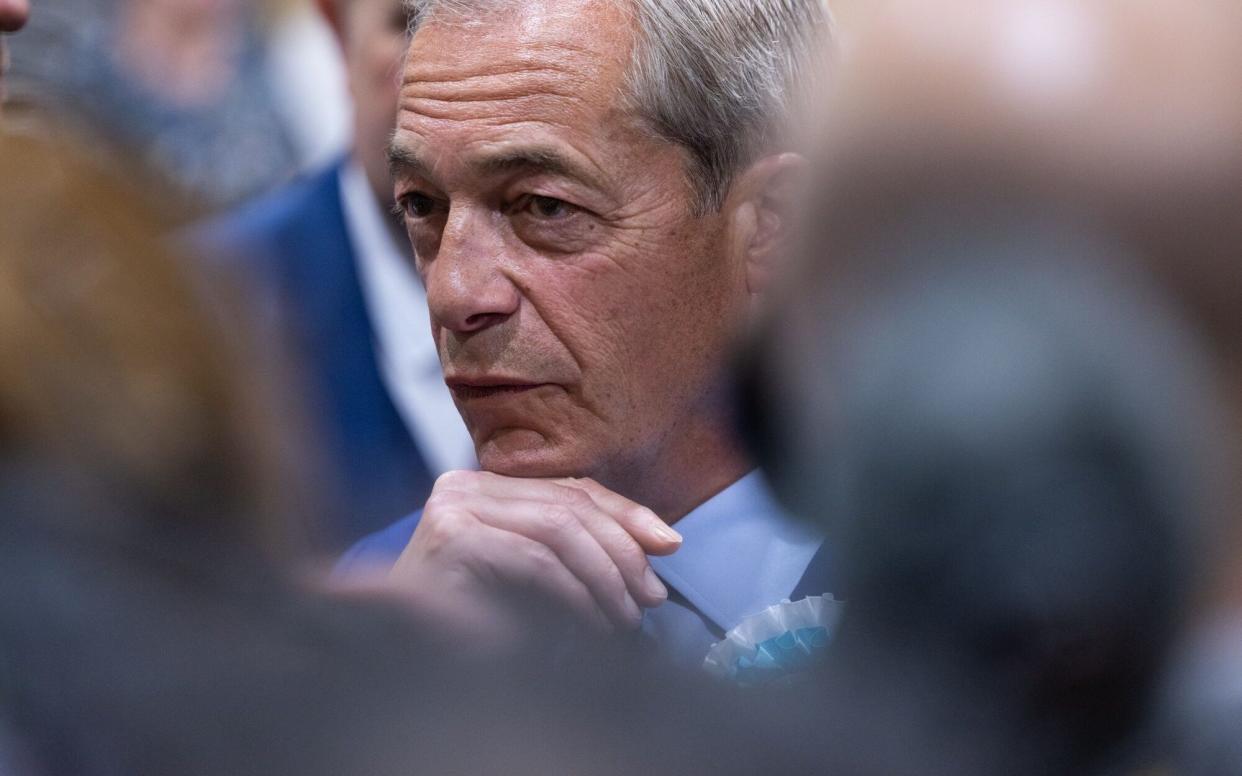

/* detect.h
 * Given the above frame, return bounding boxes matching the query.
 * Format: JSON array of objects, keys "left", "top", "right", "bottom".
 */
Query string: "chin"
[{"left": 476, "top": 430, "right": 591, "bottom": 479}]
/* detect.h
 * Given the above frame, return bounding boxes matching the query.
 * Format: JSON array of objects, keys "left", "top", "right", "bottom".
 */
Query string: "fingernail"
[
  {"left": 653, "top": 519, "right": 682, "bottom": 544},
  {"left": 644, "top": 567, "right": 668, "bottom": 601}
]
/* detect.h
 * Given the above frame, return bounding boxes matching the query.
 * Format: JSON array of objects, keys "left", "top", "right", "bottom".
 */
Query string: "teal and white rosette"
[{"left": 703, "top": 595, "right": 844, "bottom": 686}]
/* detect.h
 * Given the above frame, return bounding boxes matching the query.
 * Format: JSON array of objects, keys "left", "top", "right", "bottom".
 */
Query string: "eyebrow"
[
  {"left": 474, "top": 148, "right": 594, "bottom": 185},
  {"left": 388, "top": 140, "right": 432, "bottom": 181},
  {"left": 388, "top": 139, "right": 605, "bottom": 191}
]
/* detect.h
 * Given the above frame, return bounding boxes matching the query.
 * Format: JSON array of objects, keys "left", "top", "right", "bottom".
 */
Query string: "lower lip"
[{"left": 451, "top": 384, "right": 549, "bottom": 401}]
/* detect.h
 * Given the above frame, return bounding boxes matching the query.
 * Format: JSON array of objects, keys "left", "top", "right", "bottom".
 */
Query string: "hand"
[{"left": 387, "top": 470, "right": 682, "bottom": 647}]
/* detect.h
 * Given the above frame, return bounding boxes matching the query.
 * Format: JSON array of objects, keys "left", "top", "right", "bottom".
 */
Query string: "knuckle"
[
  {"left": 557, "top": 485, "right": 594, "bottom": 509},
  {"left": 424, "top": 488, "right": 462, "bottom": 510},
  {"left": 613, "top": 536, "right": 647, "bottom": 569},
  {"left": 540, "top": 505, "right": 579, "bottom": 534},
  {"left": 436, "top": 469, "right": 476, "bottom": 491},
  {"left": 624, "top": 505, "right": 654, "bottom": 526},
  {"left": 420, "top": 508, "right": 469, "bottom": 546},
  {"left": 522, "top": 544, "right": 559, "bottom": 579},
  {"left": 599, "top": 563, "right": 627, "bottom": 597},
  {"left": 595, "top": 517, "right": 636, "bottom": 547}
]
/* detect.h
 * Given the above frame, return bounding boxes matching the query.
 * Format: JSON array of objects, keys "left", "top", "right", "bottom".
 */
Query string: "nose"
[
  {"left": 424, "top": 205, "right": 521, "bottom": 335},
  {"left": 0, "top": 0, "right": 30, "bottom": 32}
]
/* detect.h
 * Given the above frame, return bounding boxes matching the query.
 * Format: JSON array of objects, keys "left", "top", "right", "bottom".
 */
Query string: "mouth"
[{"left": 446, "top": 377, "right": 554, "bottom": 401}]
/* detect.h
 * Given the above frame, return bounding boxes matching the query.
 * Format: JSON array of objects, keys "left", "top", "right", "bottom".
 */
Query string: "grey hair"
[{"left": 404, "top": 0, "right": 833, "bottom": 214}]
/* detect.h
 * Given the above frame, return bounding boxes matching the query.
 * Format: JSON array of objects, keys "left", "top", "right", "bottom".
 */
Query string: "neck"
[{"left": 609, "top": 414, "right": 754, "bottom": 525}]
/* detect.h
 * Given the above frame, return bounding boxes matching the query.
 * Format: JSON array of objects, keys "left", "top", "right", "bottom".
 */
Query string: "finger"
[
  {"left": 405, "top": 510, "right": 616, "bottom": 636},
  {"left": 432, "top": 471, "right": 674, "bottom": 607},
  {"left": 541, "top": 484, "right": 670, "bottom": 608},
  {"left": 468, "top": 521, "right": 617, "bottom": 636},
  {"left": 433, "top": 472, "right": 664, "bottom": 610},
  {"left": 453, "top": 492, "right": 645, "bottom": 629},
  {"left": 438, "top": 470, "right": 683, "bottom": 555},
  {"left": 557, "top": 477, "right": 683, "bottom": 556}
]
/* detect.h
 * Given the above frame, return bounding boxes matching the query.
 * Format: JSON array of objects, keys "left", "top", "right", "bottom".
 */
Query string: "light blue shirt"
[{"left": 644, "top": 471, "right": 825, "bottom": 668}]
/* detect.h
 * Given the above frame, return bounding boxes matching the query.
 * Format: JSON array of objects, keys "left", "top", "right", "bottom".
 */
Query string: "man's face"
[
  {"left": 391, "top": 0, "right": 750, "bottom": 492},
  {"left": 338, "top": 0, "right": 409, "bottom": 204},
  {"left": 0, "top": 0, "right": 31, "bottom": 111}
]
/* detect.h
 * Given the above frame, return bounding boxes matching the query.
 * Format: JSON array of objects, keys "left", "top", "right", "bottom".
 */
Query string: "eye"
[
  {"left": 404, "top": 192, "right": 440, "bottom": 219},
  {"left": 525, "top": 195, "right": 572, "bottom": 220}
]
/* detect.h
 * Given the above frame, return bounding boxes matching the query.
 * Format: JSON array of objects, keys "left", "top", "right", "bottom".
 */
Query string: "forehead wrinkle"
[
  {"left": 409, "top": 11, "right": 630, "bottom": 74},
  {"left": 399, "top": 61, "right": 602, "bottom": 129},
  {"left": 401, "top": 93, "right": 592, "bottom": 125},
  {"left": 402, "top": 66, "right": 595, "bottom": 108},
  {"left": 397, "top": 96, "right": 622, "bottom": 193}
]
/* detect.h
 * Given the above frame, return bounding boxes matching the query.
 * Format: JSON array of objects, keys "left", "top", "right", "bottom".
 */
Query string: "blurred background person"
[
  {"left": 4, "top": 0, "right": 304, "bottom": 216},
  {"left": 196, "top": 0, "right": 475, "bottom": 550},
  {"left": 264, "top": 0, "right": 353, "bottom": 173}
]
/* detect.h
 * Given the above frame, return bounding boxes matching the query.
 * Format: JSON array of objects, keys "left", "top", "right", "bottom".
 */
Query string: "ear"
[
  {"left": 315, "top": 0, "right": 347, "bottom": 49},
  {"left": 723, "top": 153, "right": 809, "bottom": 298}
]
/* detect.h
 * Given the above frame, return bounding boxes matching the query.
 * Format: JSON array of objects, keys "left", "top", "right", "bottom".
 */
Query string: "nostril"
[{"left": 463, "top": 311, "right": 507, "bottom": 331}]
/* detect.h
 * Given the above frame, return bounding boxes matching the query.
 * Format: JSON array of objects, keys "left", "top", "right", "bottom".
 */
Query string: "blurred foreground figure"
[
  {"left": 198, "top": 0, "right": 474, "bottom": 549},
  {"left": 741, "top": 0, "right": 1241, "bottom": 772},
  {"left": 748, "top": 220, "right": 1215, "bottom": 775},
  {"left": 0, "top": 131, "right": 438, "bottom": 776}
]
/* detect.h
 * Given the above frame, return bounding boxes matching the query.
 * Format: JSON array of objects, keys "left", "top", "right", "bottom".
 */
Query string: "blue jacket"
[{"left": 195, "top": 163, "right": 435, "bottom": 547}]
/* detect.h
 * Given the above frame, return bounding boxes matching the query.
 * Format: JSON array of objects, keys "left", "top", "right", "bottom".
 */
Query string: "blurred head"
[
  {"left": 390, "top": 0, "right": 829, "bottom": 515},
  {"left": 827, "top": 0, "right": 1242, "bottom": 359},
  {"left": 318, "top": 0, "right": 410, "bottom": 206},
  {"left": 819, "top": 0, "right": 1242, "bottom": 604},
  {"left": 0, "top": 0, "right": 27, "bottom": 32},
  {"left": 0, "top": 132, "right": 294, "bottom": 551}
]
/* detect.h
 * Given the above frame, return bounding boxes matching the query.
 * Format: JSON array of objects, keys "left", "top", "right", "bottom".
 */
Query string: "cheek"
[{"left": 540, "top": 234, "right": 738, "bottom": 393}]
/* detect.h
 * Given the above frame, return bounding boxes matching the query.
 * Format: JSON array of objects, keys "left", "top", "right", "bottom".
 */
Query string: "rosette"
[{"left": 702, "top": 595, "right": 844, "bottom": 686}]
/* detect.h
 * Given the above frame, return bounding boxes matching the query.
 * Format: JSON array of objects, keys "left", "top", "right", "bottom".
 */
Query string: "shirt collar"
[{"left": 648, "top": 471, "right": 825, "bottom": 635}]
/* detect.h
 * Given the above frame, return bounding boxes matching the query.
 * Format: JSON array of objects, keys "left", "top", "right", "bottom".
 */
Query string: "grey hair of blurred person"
[{"left": 403, "top": 0, "right": 832, "bottom": 214}]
